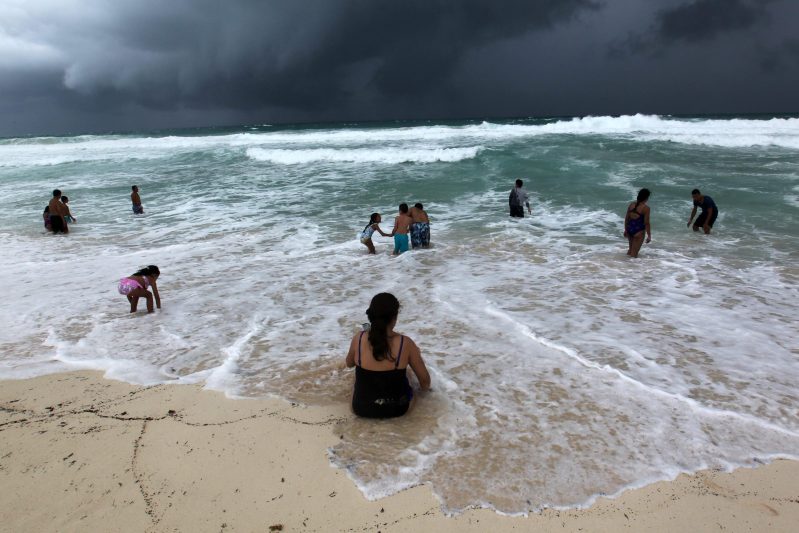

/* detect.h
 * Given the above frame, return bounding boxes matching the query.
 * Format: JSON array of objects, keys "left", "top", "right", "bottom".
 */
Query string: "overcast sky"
[{"left": 1, "top": 0, "right": 797, "bottom": 136}]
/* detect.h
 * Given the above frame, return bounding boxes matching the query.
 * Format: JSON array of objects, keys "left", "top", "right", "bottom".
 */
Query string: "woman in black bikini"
[
  {"left": 624, "top": 188, "right": 652, "bottom": 258},
  {"left": 345, "top": 293, "right": 431, "bottom": 418}
]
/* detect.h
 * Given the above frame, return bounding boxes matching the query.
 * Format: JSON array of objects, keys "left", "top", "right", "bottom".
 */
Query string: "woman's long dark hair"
[
  {"left": 366, "top": 292, "right": 400, "bottom": 361},
  {"left": 632, "top": 188, "right": 651, "bottom": 212},
  {"left": 133, "top": 265, "right": 160, "bottom": 277}
]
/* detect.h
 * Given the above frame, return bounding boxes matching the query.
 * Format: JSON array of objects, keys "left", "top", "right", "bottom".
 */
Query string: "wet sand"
[{"left": 1, "top": 371, "right": 796, "bottom": 532}]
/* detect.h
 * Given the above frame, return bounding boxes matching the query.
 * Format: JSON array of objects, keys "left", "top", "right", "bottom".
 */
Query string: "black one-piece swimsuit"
[{"left": 352, "top": 332, "right": 412, "bottom": 418}]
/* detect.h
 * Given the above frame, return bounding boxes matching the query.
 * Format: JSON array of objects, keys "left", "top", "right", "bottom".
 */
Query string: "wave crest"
[{"left": 245, "top": 146, "right": 482, "bottom": 165}]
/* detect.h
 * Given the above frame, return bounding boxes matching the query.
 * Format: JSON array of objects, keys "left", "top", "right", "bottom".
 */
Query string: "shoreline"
[{"left": 1, "top": 371, "right": 797, "bottom": 532}]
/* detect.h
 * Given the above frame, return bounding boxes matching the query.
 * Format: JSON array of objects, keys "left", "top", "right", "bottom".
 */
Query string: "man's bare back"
[{"left": 409, "top": 206, "right": 429, "bottom": 224}]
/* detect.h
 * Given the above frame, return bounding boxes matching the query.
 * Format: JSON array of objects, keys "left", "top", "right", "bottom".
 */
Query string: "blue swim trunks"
[
  {"left": 132, "top": 204, "right": 144, "bottom": 214},
  {"left": 410, "top": 222, "right": 430, "bottom": 248},
  {"left": 393, "top": 234, "right": 409, "bottom": 254}
]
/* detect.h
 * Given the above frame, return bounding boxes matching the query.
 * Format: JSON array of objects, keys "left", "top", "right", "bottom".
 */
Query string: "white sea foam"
[{"left": 245, "top": 146, "right": 482, "bottom": 165}]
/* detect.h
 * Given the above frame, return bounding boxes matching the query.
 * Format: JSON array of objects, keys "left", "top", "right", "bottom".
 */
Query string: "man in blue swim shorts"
[
  {"left": 391, "top": 203, "right": 413, "bottom": 255},
  {"left": 409, "top": 203, "right": 431, "bottom": 249},
  {"left": 131, "top": 185, "right": 144, "bottom": 214}
]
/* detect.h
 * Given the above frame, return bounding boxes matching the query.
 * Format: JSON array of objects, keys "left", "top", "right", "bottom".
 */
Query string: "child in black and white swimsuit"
[{"left": 359, "top": 212, "right": 388, "bottom": 254}]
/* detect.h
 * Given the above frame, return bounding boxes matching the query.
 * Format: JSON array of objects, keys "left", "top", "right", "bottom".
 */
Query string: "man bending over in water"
[{"left": 687, "top": 188, "right": 718, "bottom": 234}]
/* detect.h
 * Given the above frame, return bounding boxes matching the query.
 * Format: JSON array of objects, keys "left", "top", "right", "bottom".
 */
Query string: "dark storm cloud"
[
  {"left": 654, "top": 0, "right": 773, "bottom": 43},
  {"left": 758, "top": 38, "right": 799, "bottom": 72},
  {"left": 2, "top": 0, "right": 597, "bottom": 113},
  {"left": 612, "top": 0, "right": 779, "bottom": 56}
]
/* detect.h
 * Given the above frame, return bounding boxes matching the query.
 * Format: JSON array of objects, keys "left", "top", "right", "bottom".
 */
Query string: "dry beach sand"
[{"left": 1, "top": 371, "right": 797, "bottom": 532}]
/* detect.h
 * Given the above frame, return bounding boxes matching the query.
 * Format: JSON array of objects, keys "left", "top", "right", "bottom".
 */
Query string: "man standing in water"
[
  {"left": 48, "top": 189, "right": 67, "bottom": 234},
  {"left": 131, "top": 185, "right": 144, "bottom": 214},
  {"left": 409, "top": 203, "right": 431, "bottom": 249},
  {"left": 687, "top": 189, "right": 718, "bottom": 234},
  {"left": 509, "top": 179, "right": 531, "bottom": 218}
]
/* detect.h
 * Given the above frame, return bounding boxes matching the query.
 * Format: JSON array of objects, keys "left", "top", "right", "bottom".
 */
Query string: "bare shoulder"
[{"left": 398, "top": 334, "right": 419, "bottom": 351}]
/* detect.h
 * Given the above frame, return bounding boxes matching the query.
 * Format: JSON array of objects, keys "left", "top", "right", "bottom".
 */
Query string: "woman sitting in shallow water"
[{"left": 345, "top": 293, "right": 431, "bottom": 418}]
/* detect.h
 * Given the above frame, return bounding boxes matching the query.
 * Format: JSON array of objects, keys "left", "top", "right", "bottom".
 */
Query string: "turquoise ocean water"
[{"left": 1, "top": 114, "right": 797, "bottom": 513}]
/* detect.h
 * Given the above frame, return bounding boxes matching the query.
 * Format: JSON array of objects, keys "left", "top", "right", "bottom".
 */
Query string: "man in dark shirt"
[{"left": 687, "top": 189, "right": 718, "bottom": 234}]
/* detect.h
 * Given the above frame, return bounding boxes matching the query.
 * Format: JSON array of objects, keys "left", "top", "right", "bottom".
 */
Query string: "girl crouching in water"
[
  {"left": 118, "top": 265, "right": 161, "bottom": 313},
  {"left": 360, "top": 213, "right": 388, "bottom": 254},
  {"left": 345, "top": 292, "right": 431, "bottom": 418}
]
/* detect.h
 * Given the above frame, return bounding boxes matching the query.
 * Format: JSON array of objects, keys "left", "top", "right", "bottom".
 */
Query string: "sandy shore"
[{"left": 0, "top": 371, "right": 796, "bottom": 532}]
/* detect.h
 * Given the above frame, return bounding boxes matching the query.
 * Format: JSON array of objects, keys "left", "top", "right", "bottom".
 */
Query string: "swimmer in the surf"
[
  {"left": 360, "top": 213, "right": 389, "bottom": 254},
  {"left": 118, "top": 265, "right": 161, "bottom": 313},
  {"left": 623, "top": 188, "right": 651, "bottom": 258},
  {"left": 390, "top": 203, "right": 413, "bottom": 255},
  {"left": 131, "top": 185, "right": 144, "bottom": 214},
  {"left": 60, "top": 195, "right": 76, "bottom": 223},
  {"left": 687, "top": 189, "right": 718, "bottom": 234},
  {"left": 48, "top": 189, "right": 67, "bottom": 234},
  {"left": 409, "top": 203, "right": 430, "bottom": 249}
]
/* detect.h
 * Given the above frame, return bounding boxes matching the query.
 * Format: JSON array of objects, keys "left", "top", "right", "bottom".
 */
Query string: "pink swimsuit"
[{"left": 118, "top": 276, "right": 149, "bottom": 295}]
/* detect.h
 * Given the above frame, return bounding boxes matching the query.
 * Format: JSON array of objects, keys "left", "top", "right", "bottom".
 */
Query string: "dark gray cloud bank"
[{"left": 1, "top": 0, "right": 797, "bottom": 136}]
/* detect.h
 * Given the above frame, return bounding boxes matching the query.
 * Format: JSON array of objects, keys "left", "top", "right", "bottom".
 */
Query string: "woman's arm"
[
  {"left": 150, "top": 279, "right": 161, "bottom": 309},
  {"left": 407, "top": 340, "right": 431, "bottom": 391},
  {"left": 623, "top": 204, "right": 631, "bottom": 236},
  {"left": 345, "top": 334, "right": 358, "bottom": 368},
  {"left": 644, "top": 206, "right": 652, "bottom": 243}
]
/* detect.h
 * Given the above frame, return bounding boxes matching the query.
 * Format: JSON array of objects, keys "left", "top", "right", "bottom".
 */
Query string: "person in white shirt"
[{"left": 509, "top": 179, "right": 531, "bottom": 218}]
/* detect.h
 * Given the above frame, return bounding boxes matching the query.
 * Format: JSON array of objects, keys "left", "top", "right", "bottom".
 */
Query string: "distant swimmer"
[
  {"left": 624, "top": 188, "right": 652, "bottom": 258},
  {"left": 360, "top": 212, "right": 389, "bottom": 254},
  {"left": 48, "top": 189, "right": 68, "bottom": 234},
  {"left": 118, "top": 265, "right": 161, "bottom": 314},
  {"left": 345, "top": 292, "right": 431, "bottom": 418},
  {"left": 509, "top": 179, "right": 531, "bottom": 218},
  {"left": 131, "top": 185, "right": 144, "bottom": 214},
  {"left": 60, "top": 195, "right": 76, "bottom": 224},
  {"left": 409, "top": 203, "right": 431, "bottom": 249},
  {"left": 687, "top": 189, "right": 718, "bottom": 234},
  {"left": 391, "top": 203, "right": 413, "bottom": 255}
]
